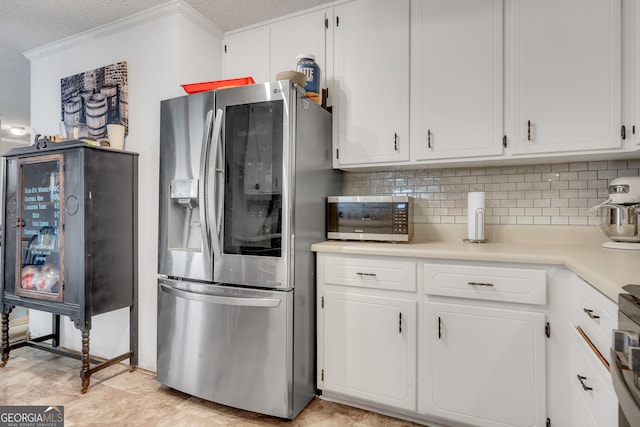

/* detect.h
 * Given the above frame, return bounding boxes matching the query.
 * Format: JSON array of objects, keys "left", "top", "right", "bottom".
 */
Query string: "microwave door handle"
[
  {"left": 209, "top": 108, "right": 224, "bottom": 262},
  {"left": 199, "top": 109, "right": 215, "bottom": 264}
]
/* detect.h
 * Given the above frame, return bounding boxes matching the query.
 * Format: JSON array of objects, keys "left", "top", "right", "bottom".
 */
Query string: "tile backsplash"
[{"left": 343, "top": 159, "right": 640, "bottom": 226}]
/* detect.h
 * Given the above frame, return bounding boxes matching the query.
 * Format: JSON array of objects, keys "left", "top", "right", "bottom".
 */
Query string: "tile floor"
[{"left": 0, "top": 346, "right": 423, "bottom": 426}]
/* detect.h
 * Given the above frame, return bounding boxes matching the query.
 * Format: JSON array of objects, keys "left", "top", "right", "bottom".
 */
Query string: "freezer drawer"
[{"left": 156, "top": 278, "right": 293, "bottom": 418}]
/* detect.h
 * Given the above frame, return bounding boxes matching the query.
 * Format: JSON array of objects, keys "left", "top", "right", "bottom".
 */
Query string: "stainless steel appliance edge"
[{"left": 156, "top": 81, "right": 341, "bottom": 419}]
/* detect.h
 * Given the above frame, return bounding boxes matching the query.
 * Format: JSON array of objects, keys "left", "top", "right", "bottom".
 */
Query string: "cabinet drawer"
[
  {"left": 569, "top": 326, "right": 617, "bottom": 427},
  {"left": 423, "top": 263, "right": 546, "bottom": 305},
  {"left": 571, "top": 276, "right": 617, "bottom": 364},
  {"left": 322, "top": 255, "right": 416, "bottom": 292}
]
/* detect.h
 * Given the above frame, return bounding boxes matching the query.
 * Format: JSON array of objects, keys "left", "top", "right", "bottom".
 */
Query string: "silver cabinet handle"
[
  {"left": 356, "top": 272, "right": 377, "bottom": 277},
  {"left": 467, "top": 282, "right": 494, "bottom": 287},
  {"left": 583, "top": 308, "right": 600, "bottom": 319}
]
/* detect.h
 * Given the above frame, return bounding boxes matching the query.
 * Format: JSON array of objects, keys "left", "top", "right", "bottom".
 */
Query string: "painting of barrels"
[{"left": 60, "top": 61, "right": 128, "bottom": 140}]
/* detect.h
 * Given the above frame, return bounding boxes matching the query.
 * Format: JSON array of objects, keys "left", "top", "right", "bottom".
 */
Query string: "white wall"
[{"left": 26, "top": 0, "right": 222, "bottom": 371}]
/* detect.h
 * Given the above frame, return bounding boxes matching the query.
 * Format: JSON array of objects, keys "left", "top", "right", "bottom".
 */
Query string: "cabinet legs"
[
  {"left": 1, "top": 309, "right": 11, "bottom": 367},
  {"left": 1, "top": 311, "right": 133, "bottom": 393},
  {"left": 80, "top": 328, "right": 90, "bottom": 394}
]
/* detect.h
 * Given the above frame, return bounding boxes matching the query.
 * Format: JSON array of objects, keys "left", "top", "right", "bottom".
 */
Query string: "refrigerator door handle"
[
  {"left": 210, "top": 108, "right": 224, "bottom": 262},
  {"left": 199, "top": 109, "right": 215, "bottom": 263},
  {"left": 159, "top": 283, "right": 281, "bottom": 308}
]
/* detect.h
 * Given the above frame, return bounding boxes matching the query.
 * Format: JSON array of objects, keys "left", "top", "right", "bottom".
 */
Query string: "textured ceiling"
[{"left": 0, "top": 0, "right": 333, "bottom": 144}]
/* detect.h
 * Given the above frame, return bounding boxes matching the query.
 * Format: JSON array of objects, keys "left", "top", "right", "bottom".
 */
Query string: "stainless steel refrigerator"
[{"left": 156, "top": 81, "right": 341, "bottom": 419}]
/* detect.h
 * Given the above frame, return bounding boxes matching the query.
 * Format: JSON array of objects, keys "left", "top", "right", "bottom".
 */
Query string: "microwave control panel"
[{"left": 392, "top": 202, "right": 409, "bottom": 234}]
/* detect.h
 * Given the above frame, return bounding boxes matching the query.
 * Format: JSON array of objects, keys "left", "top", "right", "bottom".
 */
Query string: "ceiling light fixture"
[{"left": 10, "top": 126, "right": 26, "bottom": 136}]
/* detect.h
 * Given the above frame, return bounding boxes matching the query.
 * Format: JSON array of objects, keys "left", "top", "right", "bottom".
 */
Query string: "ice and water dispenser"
[{"left": 168, "top": 178, "right": 201, "bottom": 251}]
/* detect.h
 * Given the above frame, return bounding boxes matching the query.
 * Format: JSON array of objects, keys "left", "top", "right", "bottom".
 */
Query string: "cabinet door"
[
  {"left": 569, "top": 326, "right": 618, "bottom": 427},
  {"left": 333, "top": 0, "right": 410, "bottom": 166},
  {"left": 411, "top": 0, "right": 504, "bottom": 161},
  {"left": 322, "top": 289, "right": 416, "bottom": 410},
  {"left": 223, "top": 27, "right": 271, "bottom": 83},
  {"left": 270, "top": 9, "right": 329, "bottom": 92},
  {"left": 424, "top": 302, "right": 546, "bottom": 427},
  {"left": 570, "top": 274, "right": 617, "bottom": 365},
  {"left": 510, "top": 0, "right": 622, "bottom": 154},
  {"left": 16, "top": 155, "right": 64, "bottom": 302},
  {"left": 630, "top": 0, "right": 640, "bottom": 146}
]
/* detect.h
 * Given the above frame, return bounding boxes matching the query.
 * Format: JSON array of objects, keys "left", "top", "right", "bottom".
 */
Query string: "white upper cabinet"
[
  {"left": 332, "top": 0, "right": 410, "bottom": 167},
  {"left": 509, "top": 0, "right": 622, "bottom": 155},
  {"left": 270, "top": 9, "right": 329, "bottom": 92},
  {"left": 223, "top": 8, "right": 329, "bottom": 86},
  {"left": 411, "top": 0, "right": 504, "bottom": 161},
  {"left": 223, "top": 27, "right": 271, "bottom": 83},
  {"left": 627, "top": 0, "right": 640, "bottom": 146},
  {"left": 221, "top": 0, "right": 635, "bottom": 168}
]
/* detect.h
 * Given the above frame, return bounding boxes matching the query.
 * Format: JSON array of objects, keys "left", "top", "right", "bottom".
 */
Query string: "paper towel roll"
[{"left": 467, "top": 192, "right": 485, "bottom": 241}]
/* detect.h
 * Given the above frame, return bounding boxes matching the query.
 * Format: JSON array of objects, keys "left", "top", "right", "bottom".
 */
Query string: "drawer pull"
[
  {"left": 576, "top": 374, "right": 593, "bottom": 391},
  {"left": 399, "top": 312, "right": 402, "bottom": 334},
  {"left": 467, "top": 281, "right": 494, "bottom": 287},
  {"left": 583, "top": 308, "right": 600, "bottom": 319},
  {"left": 438, "top": 316, "right": 442, "bottom": 339},
  {"left": 356, "top": 272, "right": 377, "bottom": 277}
]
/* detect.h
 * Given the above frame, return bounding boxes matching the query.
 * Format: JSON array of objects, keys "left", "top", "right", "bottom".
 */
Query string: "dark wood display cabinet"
[{"left": 0, "top": 140, "right": 138, "bottom": 393}]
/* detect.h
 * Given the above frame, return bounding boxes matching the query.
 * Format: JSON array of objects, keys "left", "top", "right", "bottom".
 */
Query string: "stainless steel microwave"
[{"left": 327, "top": 195, "right": 413, "bottom": 242}]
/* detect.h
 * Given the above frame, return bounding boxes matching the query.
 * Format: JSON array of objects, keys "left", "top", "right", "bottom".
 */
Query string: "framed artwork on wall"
[{"left": 60, "top": 61, "right": 128, "bottom": 139}]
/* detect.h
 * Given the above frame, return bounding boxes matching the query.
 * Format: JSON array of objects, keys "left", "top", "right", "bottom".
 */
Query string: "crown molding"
[{"left": 24, "top": 0, "right": 222, "bottom": 60}]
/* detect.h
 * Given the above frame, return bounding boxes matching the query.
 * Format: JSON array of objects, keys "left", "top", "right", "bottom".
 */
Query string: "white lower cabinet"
[
  {"left": 424, "top": 302, "right": 546, "bottom": 427},
  {"left": 422, "top": 261, "right": 548, "bottom": 427},
  {"left": 322, "top": 290, "right": 417, "bottom": 410},
  {"left": 317, "top": 253, "right": 417, "bottom": 410},
  {"left": 569, "top": 326, "right": 618, "bottom": 427},
  {"left": 317, "top": 253, "right": 616, "bottom": 426},
  {"left": 569, "top": 275, "right": 618, "bottom": 427},
  {"left": 570, "top": 275, "right": 618, "bottom": 365}
]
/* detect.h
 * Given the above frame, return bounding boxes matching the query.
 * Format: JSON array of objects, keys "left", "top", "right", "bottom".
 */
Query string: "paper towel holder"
[{"left": 463, "top": 208, "right": 488, "bottom": 243}]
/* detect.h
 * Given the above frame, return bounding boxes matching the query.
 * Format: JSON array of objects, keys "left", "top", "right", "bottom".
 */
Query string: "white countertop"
[{"left": 311, "top": 225, "right": 640, "bottom": 301}]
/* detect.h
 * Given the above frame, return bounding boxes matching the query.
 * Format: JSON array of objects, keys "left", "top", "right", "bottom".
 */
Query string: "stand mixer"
[{"left": 590, "top": 177, "right": 640, "bottom": 250}]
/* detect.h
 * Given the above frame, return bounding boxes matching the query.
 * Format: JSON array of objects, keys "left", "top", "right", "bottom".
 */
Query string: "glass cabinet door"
[{"left": 16, "top": 154, "right": 64, "bottom": 302}]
